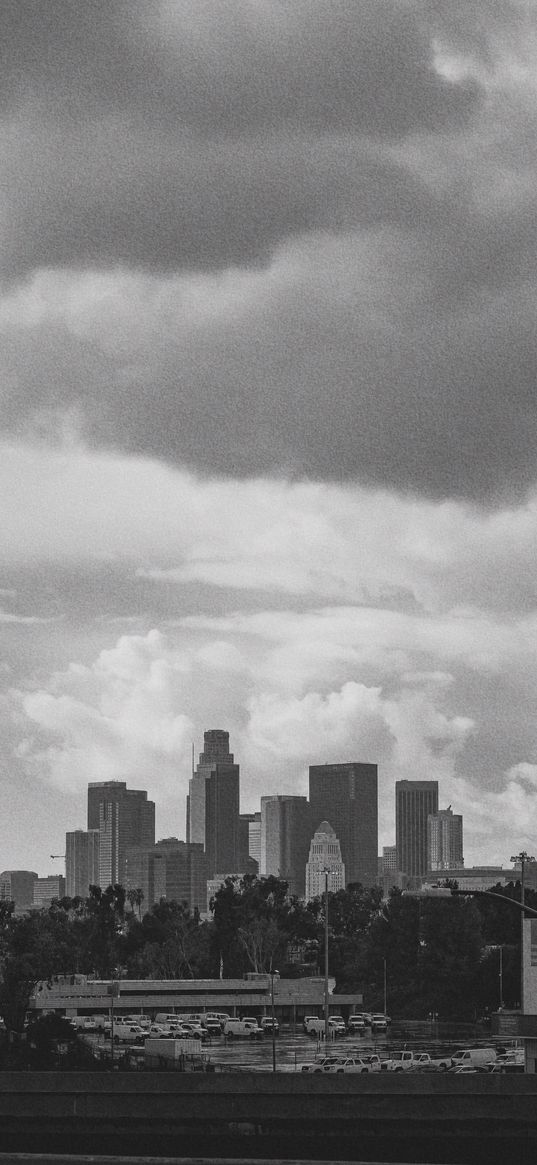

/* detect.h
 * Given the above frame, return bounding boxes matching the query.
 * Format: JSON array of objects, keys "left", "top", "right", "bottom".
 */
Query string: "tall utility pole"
[
  {"left": 511, "top": 850, "right": 536, "bottom": 1013},
  {"left": 323, "top": 868, "right": 330, "bottom": 1043}
]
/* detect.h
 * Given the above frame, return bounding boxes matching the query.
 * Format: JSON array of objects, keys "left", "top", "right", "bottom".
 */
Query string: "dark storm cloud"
[
  {"left": 1, "top": 0, "right": 536, "bottom": 504},
  {"left": 0, "top": 0, "right": 479, "bottom": 281}
]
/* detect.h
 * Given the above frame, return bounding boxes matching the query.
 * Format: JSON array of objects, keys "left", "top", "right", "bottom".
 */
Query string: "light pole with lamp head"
[
  {"left": 511, "top": 851, "right": 536, "bottom": 1014},
  {"left": 269, "top": 964, "right": 278, "bottom": 1073},
  {"left": 323, "top": 868, "right": 330, "bottom": 1043}
]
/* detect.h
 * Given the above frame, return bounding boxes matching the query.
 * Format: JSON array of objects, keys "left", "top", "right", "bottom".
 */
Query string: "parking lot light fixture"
[
  {"left": 511, "top": 851, "right": 536, "bottom": 1013},
  {"left": 270, "top": 966, "right": 278, "bottom": 1073}
]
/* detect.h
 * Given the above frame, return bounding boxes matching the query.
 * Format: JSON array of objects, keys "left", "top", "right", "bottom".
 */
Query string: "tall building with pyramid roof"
[{"left": 305, "top": 820, "right": 345, "bottom": 901}]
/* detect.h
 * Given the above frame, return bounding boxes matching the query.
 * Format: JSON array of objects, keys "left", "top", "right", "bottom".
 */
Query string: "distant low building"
[
  {"left": 0, "top": 870, "right": 38, "bottom": 912},
  {"left": 33, "top": 875, "right": 66, "bottom": 909}
]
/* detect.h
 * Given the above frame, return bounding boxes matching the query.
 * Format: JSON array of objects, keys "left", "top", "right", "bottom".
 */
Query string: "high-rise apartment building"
[
  {"left": 308, "top": 762, "right": 378, "bottom": 888},
  {"left": 260, "top": 795, "right": 312, "bottom": 898},
  {"left": 396, "top": 780, "right": 439, "bottom": 879},
  {"left": 65, "top": 829, "right": 100, "bottom": 898},
  {"left": 0, "top": 870, "right": 37, "bottom": 911},
  {"left": 427, "top": 807, "right": 464, "bottom": 871},
  {"left": 186, "top": 730, "right": 240, "bottom": 879},
  {"left": 305, "top": 821, "right": 345, "bottom": 900},
  {"left": 88, "top": 780, "right": 155, "bottom": 887}
]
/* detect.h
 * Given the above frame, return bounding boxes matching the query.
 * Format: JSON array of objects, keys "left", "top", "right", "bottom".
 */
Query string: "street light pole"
[
  {"left": 511, "top": 851, "right": 536, "bottom": 1014},
  {"left": 270, "top": 966, "right": 277, "bottom": 1073},
  {"left": 324, "top": 868, "right": 330, "bottom": 1043},
  {"left": 383, "top": 957, "right": 387, "bottom": 1017}
]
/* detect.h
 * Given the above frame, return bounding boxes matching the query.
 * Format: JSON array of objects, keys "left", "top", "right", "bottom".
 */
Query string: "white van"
[
  {"left": 112, "top": 1021, "right": 146, "bottom": 1045},
  {"left": 70, "top": 1016, "right": 97, "bottom": 1032},
  {"left": 303, "top": 1017, "right": 342, "bottom": 1037},
  {"left": 223, "top": 1017, "right": 263, "bottom": 1039},
  {"left": 450, "top": 1047, "right": 496, "bottom": 1068}
]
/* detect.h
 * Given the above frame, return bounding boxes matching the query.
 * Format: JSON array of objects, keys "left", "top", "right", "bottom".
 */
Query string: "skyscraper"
[
  {"left": 239, "top": 811, "right": 261, "bottom": 871},
  {"left": 87, "top": 780, "right": 155, "bottom": 887},
  {"left": 65, "top": 829, "right": 100, "bottom": 898},
  {"left": 260, "top": 795, "right": 312, "bottom": 898},
  {"left": 305, "top": 821, "right": 345, "bottom": 900},
  {"left": 308, "top": 762, "right": 378, "bottom": 888},
  {"left": 427, "top": 807, "right": 464, "bottom": 871},
  {"left": 396, "top": 780, "right": 439, "bottom": 879},
  {"left": 187, "top": 730, "right": 240, "bottom": 878}
]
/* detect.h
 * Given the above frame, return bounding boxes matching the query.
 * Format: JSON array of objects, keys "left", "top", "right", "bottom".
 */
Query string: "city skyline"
[{"left": 2, "top": 4, "right": 537, "bottom": 874}]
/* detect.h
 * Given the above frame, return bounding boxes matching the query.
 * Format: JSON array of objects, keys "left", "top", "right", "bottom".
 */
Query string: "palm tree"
[{"left": 126, "top": 888, "right": 144, "bottom": 922}]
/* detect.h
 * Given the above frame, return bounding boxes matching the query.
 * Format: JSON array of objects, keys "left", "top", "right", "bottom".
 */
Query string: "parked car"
[
  {"left": 359, "top": 1053, "right": 382, "bottom": 1072},
  {"left": 203, "top": 1018, "right": 225, "bottom": 1037},
  {"left": 146, "top": 1023, "right": 174, "bottom": 1037},
  {"left": 223, "top": 1018, "right": 263, "bottom": 1039},
  {"left": 300, "top": 1056, "right": 342, "bottom": 1073},
  {"left": 90, "top": 1014, "right": 111, "bottom": 1033},
  {"left": 329, "top": 1015, "right": 347, "bottom": 1033},
  {"left": 303, "top": 1016, "right": 344, "bottom": 1037},
  {"left": 202, "top": 1011, "right": 230, "bottom": 1029},
  {"left": 177, "top": 1021, "right": 208, "bottom": 1041},
  {"left": 259, "top": 1016, "right": 279, "bottom": 1034},
  {"left": 347, "top": 1014, "right": 369, "bottom": 1033},
  {"left": 370, "top": 1013, "right": 389, "bottom": 1032},
  {"left": 324, "top": 1057, "right": 374, "bottom": 1073},
  {"left": 450, "top": 1047, "right": 497, "bottom": 1069},
  {"left": 381, "top": 1050, "right": 420, "bottom": 1072},
  {"left": 70, "top": 1016, "right": 97, "bottom": 1032},
  {"left": 204, "top": 1012, "right": 231, "bottom": 1028},
  {"left": 112, "top": 1022, "right": 146, "bottom": 1045},
  {"left": 121, "top": 1014, "right": 151, "bottom": 1030}
]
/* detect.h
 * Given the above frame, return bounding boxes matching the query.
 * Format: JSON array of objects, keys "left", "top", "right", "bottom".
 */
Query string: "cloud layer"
[
  {"left": 0, "top": 2, "right": 536, "bottom": 499},
  {"left": 2, "top": 3, "right": 537, "bottom": 874}
]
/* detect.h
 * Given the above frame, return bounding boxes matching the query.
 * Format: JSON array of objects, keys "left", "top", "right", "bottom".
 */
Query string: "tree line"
[{"left": 0, "top": 875, "right": 533, "bottom": 1034}]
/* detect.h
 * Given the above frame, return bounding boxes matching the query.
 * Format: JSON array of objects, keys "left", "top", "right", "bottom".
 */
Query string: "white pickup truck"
[{"left": 381, "top": 1050, "right": 451, "bottom": 1072}]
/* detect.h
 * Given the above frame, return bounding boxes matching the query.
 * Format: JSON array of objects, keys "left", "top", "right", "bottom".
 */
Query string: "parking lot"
[{"left": 82, "top": 1025, "right": 408, "bottom": 1071}]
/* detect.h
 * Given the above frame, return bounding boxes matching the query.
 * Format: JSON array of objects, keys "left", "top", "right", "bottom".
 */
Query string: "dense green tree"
[
  {"left": 125, "top": 900, "right": 213, "bottom": 979},
  {"left": 0, "top": 908, "right": 74, "bottom": 1034},
  {"left": 367, "top": 891, "right": 421, "bottom": 1016},
  {"left": 417, "top": 896, "right": 484, "bottom": 1020}
]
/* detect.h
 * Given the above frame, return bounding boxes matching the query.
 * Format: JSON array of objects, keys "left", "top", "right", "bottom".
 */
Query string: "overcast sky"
[{"left": 2, "top": 0, "right": 537, "bottom": 877}]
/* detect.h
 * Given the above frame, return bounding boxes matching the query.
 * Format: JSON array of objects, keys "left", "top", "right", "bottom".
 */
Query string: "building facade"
[
  {"left": 125, "top": 837, "right": 204, "bottom": 914},
  {"left": 0, "top": 870, "right": 37, "bottom": 911},
  {"left": 33, "top": 875, "right": 66, "bottom": 909},
  {"left": 186, "top": 730, "right": 240, "bottom": 879},
  {"left": 305, "top": 821, "right": 345, "bottom": 900},
  {"left": 65, "top": 830, "right": 100, "bottom": 898},
  {"left": 239, "top": 812, "right": 261, "bottom": 870},
  {"left": 88, "top": 781, "right": 155, "bottom": 887},
  {"left": 427, "top": 807, "right": 464, "bottom": 871},
  {"left": 396, "top": 780, "right": 439, "bottom": 879},
  {"left": 260, "top": 795, "right": 312, "bottom": 898},
  {"left": 308, "top": 762, "right": 378, "bottom": 889}
]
